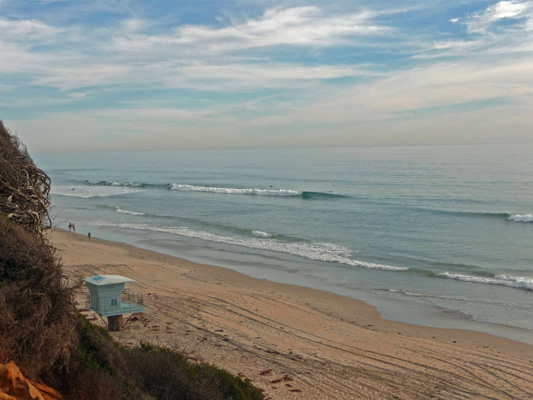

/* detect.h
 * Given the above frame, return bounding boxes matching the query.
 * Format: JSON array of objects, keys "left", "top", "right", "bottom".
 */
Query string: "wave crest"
[
  {"left": 437, "top": 272, "right": 533, "bottom": 291},
  {"left": 168, "top": 184, "right": 346, "bottom": 200},
  {"left": 252, "top": 230, "right": 273, "bottom": 238},
  {"left": 508, "top": 214, "right": 533, "bottom": 223},
  {"left": 107, "top": 223, "right": 408, "bottom": 272},
  {"left": 117, "top": 208, "right": 145, "bottom": 216},
  {"left": 169, "top": 184, "right": 300, "bottom": 196},
  {"left": 74, "top": 180, "right": 345, "bottom": 200},
  {"left": 51, "top": 185, "right": 144, "bottom": 198}
]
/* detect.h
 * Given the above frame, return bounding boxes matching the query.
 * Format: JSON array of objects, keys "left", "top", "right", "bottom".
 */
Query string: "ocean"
[{"left": 35, "top": 144, "right": 533, "bottom": 343}]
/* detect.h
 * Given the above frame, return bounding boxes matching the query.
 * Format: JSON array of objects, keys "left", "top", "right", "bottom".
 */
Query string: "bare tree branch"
[{"left": 0, "top": 121, "right": 51, "bottom": 234}]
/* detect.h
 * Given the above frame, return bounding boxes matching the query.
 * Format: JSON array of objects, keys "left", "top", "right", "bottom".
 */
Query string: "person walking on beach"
[
  {"left": 68, "top": 222, "right": 72, "bottom": 231},
  {"left": 88, "top": 232, "right": 91, "bottom": 241},
  {"left": 72, "top": 223, "right": 75, "bottom": 232}
]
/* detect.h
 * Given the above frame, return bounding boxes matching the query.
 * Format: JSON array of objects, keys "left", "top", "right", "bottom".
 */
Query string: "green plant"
[{"left": 125, "top": 342, "right": 264, "bottom": 400}]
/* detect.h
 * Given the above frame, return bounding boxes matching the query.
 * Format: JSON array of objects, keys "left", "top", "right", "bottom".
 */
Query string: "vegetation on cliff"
[
  {"left": 0, "top": 121, "right": 263, "bottom": 400},
  {"left": 0, "top": 122, "right": 51, "bottom": 233},
  {"left": 0, "top": 121, "right": 76, "bottom": 378}
]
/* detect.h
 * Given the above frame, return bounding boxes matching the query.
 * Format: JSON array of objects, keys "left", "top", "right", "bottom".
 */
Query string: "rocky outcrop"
[{"left": 0, "top": 362, "right": 62, "bottom": 400}]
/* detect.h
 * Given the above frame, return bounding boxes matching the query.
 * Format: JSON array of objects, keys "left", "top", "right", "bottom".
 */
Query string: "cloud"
[
  {"left": 3, "top": 1, "right": 533, "bottom": 150},
  {"left": 1, "top": 6, "right": 387, "bottom": 91},
  {"left": 176, "top": 7, "right": 387, "bottom": 49},
  {"left": 120, "top": 18, "right": 149, "bottom": 33},
  {"left": 246, "top": 57, "right": 533, "bottom": 128},
  {"left": 426, "top": 39, "right": 482, "bottom": 53},
  {"left": 7, "top": 57, "right": 373, "bottom": 91},
  {"left": 483, "top": 0, "right": 529, "bottom": 20},
  {"left": 34, "top": 64, "right": 132, "bottom": 90},
  {"left": 0, "top": 17, "right": 64, "bottom": 40},
  {"left": 467, "top": 1, "right": 533, "bottom": 33},
  {"left": 108, "top": 6, "right": 389, "bottom": 57},
  {"left": 165, "top": 63, "right": 379, "bottom": 91},
  {"left": 10, "top": 109, "right": 244, "bottom": 152},
  {"left": 9, "top": 53, "right": 533, "bottom": 152},
  {"left": 0, "top": 41, "right": 54, "bottom": 74},
  {"left": 417, "top": 1, "right": 533, "bottom": 58},
  {"left": 66, "top": 92, "right": 87, "bottom": 99}
]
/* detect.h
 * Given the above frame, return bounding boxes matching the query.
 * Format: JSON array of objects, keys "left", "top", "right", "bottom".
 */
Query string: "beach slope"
[{"left": 51, "top": 229, "right": 533, "bottom": 400}]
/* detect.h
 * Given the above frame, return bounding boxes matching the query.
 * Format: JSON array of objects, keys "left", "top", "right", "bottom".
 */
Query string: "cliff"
[
  {"left": 0, "top": 362, "right": 62, "bottom": 400},
  {"left": 0, "top": 121, "right": 263, "bottom": 400}
]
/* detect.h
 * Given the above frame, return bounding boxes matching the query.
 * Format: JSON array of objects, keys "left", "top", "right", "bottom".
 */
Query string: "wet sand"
[{"left": 51, "top": 229, "right": 533, "bottom": 400}]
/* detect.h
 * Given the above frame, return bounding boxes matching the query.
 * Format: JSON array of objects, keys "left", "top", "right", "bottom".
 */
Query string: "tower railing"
[{"left": 85, "top": 288, "right": 145, "bottom": 317}]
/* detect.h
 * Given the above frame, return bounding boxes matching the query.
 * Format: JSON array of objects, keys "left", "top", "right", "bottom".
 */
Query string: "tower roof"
[{"left": 84, "top": 275, "right": 134, "bottom": 286}]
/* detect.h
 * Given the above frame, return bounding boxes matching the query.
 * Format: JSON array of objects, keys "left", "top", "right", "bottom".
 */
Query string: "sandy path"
[{"left": 51, "top": 229, "right": 533, "bottom": 400}]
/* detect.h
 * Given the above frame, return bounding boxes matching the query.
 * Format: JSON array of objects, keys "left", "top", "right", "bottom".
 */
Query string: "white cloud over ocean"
[{"left": 1, "top": 0, "right": 532, "bottom": 151}]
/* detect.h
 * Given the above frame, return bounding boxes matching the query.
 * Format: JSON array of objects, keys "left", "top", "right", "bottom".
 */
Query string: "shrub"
[
  {"left": 53, "top": 319, "right": 264, "bottom": 400},
  {"left": 52, "top": 315, "right": 142, "bottom": 400},
  {"left": 0, "top": 215, "right": 76, "bottom": 379},
  {"left": 0, "top": 120, "right": 51, "bottom": 233},
  {"left": 125, "top": 342, "right": 264, "bottom": 400}
]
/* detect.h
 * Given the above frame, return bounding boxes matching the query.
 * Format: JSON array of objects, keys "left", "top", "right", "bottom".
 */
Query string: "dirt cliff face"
[{"left": 0, "top": 361, "right": 62, "bottom": 400}]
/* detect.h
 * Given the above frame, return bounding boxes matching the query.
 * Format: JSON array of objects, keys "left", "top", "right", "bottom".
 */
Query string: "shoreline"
[
  {"left": 51, "top": 228, "right": 533, "bottom": 399},
  {"left": 83, "top": 224, "right": 533, "bottom": 345}
]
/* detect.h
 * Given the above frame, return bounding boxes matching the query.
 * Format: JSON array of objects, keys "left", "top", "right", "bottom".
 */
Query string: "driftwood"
[{"left": 0, "top": 121, "right": 51, "bottom": 233}]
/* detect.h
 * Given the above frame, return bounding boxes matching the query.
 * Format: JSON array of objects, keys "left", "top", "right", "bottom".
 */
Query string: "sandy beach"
[{"left": 51, "top": 228, "right": 533, "bottom": 400}]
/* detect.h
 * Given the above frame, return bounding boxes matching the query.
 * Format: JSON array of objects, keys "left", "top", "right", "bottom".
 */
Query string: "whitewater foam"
[
  {"left": 51, "top": 185, "right": 144, "bottom": 198},
  {"left": 107, "top": 223, "right": 407, "bottom": 271},
  {"left": 438, "top": 272, "right": 533, "bottom": 291},
  {"left": 91, "top": 180, "right": 145, "bottom": 187},
  {"left": 169, "top": 184, "right": 300, "bottom": 197},
  {"left": 252, "top": 230, "right": 273, "bottom": 238},
  {"left": 116, "top": 208, "right": 145, "bottom": 216},
  {"left": 508, "top": 214, "right": 533, "bottom": 223}
]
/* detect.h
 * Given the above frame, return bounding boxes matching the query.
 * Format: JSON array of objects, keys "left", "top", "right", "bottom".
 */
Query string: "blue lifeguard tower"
[{"left": 84, "top": 275, "right": 145, "bottom": 331}]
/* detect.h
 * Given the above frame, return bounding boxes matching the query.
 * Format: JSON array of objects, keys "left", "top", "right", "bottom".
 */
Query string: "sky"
[{"left": 1, "top": 0, "right": 532, "bottom": 152}]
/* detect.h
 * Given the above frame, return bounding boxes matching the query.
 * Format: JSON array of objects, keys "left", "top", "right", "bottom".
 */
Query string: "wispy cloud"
[
  {"left": 283, "top": 58, "right": 533, "bottom": 123},
  {"left": 2, "top": 1, "right": 532, "bottom": 150},
  {"left": 0, "top": 17, "right": 64, "bottom": 40},
  {"left": 466, "top": 0, "right": 533, "bottom": 33},
  {"left": 174, "top": 7, "right": 388, "bottom": 49},
  {"left": 417, "top": 1, "right": 533, "bottom": 58},
  {"left": 33, "top": 64, "right": 133, "bottom": 90},
  {"left": 2, "top": 6, "right": 388, "bottom": 91},
  {"left": 107, "top": 6, "right": 389, "bottom": 57}
]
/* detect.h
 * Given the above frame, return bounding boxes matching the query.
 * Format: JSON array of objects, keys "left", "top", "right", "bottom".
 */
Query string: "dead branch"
[{"left": 0, "top": 120, "right": 51, "bottom": 234}]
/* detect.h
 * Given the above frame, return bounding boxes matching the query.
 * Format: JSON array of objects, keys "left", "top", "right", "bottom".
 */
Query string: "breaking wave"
[
  {"left": 419, "top": 209, "right": 533, "bottom": 223},
  {"left": 169, "top": 184, "right": 299, "bottom": 196},
  {"left": 51, "top": 185, "right": 144, "bottom": 198},
  {"left": 437, "top": 272, "right": 533, "bottom": 291},
  {"left": 252, "top": 230, "right": 274, "bottom": 238},
  {"left": 106, "top": 223, "right": 408, "bottom": 272},
  {"left": 75, "top": 180, "right": 344, "bottom": 200},
  {"left": 507, "top": 214, "right": 533, "bottom": 223},
  {"left": 116, "top": 208, "right": 145, "bottom": 216},
  {"left": 169, "top": 184, "right": 344, "bottom": 200}
]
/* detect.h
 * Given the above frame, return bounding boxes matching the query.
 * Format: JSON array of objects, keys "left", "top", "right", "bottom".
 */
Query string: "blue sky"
[{"left": 1, "top": 0, "right": 532, "bottom": 151}]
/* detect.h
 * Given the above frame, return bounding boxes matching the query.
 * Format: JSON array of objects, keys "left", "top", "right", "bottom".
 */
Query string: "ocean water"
[{"left": 35, "top": 144, "right": 533, "bottom": 343}]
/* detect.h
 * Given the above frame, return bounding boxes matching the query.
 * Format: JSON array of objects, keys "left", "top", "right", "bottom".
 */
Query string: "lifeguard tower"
[{"left": 84, "top": 275, "right": 145, "bottom": 331}]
